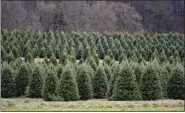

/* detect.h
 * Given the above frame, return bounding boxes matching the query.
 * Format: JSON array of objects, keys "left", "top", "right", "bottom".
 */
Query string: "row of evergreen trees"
[
  {"left": 1, "top": 30, "right": 184, "bottom": 64},
  {"left": 2, "top": 58, "right": 184, "bottom": 101}
]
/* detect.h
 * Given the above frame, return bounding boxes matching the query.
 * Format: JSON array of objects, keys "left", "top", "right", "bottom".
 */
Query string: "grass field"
[{"left": 1, "top": 98, "right": 184, "bottom": 111}]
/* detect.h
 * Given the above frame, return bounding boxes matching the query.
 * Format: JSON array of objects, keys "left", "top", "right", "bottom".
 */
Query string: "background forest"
[{"left": 2, "top": 1, "right": 184, "bottom": 33}]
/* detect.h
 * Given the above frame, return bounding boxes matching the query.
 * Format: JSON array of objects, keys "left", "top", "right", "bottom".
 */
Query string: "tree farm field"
[
  {"left": 1, "top": 98, "right": 184, "bottom": 111},
  {"left": 1, "top": 30, "right": 184, "bottom": 112}
]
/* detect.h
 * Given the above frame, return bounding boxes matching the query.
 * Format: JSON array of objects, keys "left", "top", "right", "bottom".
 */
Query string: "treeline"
[
  {"left": 1, "top": 30, "right": 184, "bottom": 64},
  {"left": 1, "top": 30, "right": 184, "bottom": 101},
  {"left": 2, "top": 1, "right": 184, "bottom": 33},
  {"left": 1, "top": 58, "right": 184, "bottom": 100}
]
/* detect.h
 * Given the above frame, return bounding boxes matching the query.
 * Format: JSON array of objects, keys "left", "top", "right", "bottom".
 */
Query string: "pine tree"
[
  {"left": 93, "top": 67, "right": 108, "bottom": 98},
  {"left": 76, "top": 42, "right": 84, "bottom": 60},
  {"left": 43, "top": 70, "right": 58, "bottom": 101},
  {"left": 85, "top": 56, "right": 97, "bottom": 71},
  {"left": 59, "top": 52, "right": 67, "bottom": 65},
  {"left": 1, "top": 65, "right": 15, "bottom": 98},
  {"left": 133, "top": 63, "right": 144, "bottom": 84},
  {"left": 28, "top": 66, "right": 43, "bottom": 98},
  {"left": 108, "top": 62, "right": 119, "bottom": 97},
  {"left": 140, "top": 64, "right": 163, "bottom": 100},
  {"left": 57, "top": 65, "right": 63, "bottom": 80},
  {"left": 83, "top": 47, "right": 91, "bottom": 61},
  {"left": 104, "top": 64, "right": 112, "bottom": 82},
  {"left": 6, "top": 51, "right": 15, "bottom": 63},
  {"left": 40, "top": 46, "right": 46, "bottom": 58},
  {"left": 12, "top": 46, "right": 20, "bottom": 58},
  {"left": 112, "top": 61, "right": 142, "bottom": 100},
  {"left": 25, "top": 52, "right": 34, "bottom": 63},
  {"left": 50, "top": 54, "right": 58, "bottom": 66},
  {"left": 56, "top": 63, "right": 79, "bottom": 101},
  {"left": 77, "top": 63, "right": 93, "bottom": 100},
  {"left": 104, "top": 55, "right": 112, "bottom": 65},
  {"left": 15, "top": 63, "right": 29, "bottom": 96},
  {"left": 167, "top": 64, "right": 184, "bottom": 99}
]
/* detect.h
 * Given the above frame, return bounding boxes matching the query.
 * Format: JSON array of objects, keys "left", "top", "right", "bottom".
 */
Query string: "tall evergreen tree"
[
  {"left": 56, "top": 63, "right": 79, "bottom": 101},
  {"left": 1, "top": 65, "right": 15, "bottom": 98},
  {"left": 167, "top": 64, "right": 184, "bottom": 99},
  {"left": 15, "top": 63, "right": 29, "bottom": 96},
  {"left": 77, "top": 63, "right": 93, "bottom": 100},
  {"left": 140, "top": 64, "right": 163, "bottom": 100},
  {"left": 93, "top": 67, "right": 108, "bottom": 98},
  {"left": 28, "top": 66, "right": 43, "bottom": 98},
  {"left": 43, "top": 71, "right": 58, "bottom": 101},
  {"left": 56, "top": 65, "right": 63, "bottom": 80},
  {"left": 112, "top": 61, "right": 142, "bottom": 100}
]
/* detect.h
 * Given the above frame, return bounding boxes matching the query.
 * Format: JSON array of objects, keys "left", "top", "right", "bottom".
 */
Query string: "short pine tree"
[
  {"left": 93, "top": 67, "right": 108, "bottom": 98},
  {"left": 1, "top": 65, "right": 15, "bottom": 98},
  {"left": 15, "top": 63, "right": 29, "bottom": 97},
  {"left": 28, "top": 66, "right": 43, "bottom": 98}
]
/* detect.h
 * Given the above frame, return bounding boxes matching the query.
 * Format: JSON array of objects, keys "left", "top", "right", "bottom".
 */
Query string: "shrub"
[
  {"left": 56, "top": 63, "right": 79, "bottom": 101},
  {"left": 93, "top": 66, "right": 108, "bottom": 98},
  {"left": 1, "top": 65, "right": 15, "bottom": 98},
  {"left": 140, "top": 64, "right": 163, "bottom": 100},
  {"left": 112, "top": 61, "right": 142, "bottom": 100},
  {"left": 167, "top": 64, "right": 184, "bottom": 99},
  {"left": 43, "top": 71, "right": 58, "bottom": 101},
  {"left": 77, "top": 63, "right": 93, "bottom": 100},
  {"left": 15, "top": 63, "right": 29, "bottom": 97},
  {"left": 28, "top": 66, "right": 43, "bottom": 98}
]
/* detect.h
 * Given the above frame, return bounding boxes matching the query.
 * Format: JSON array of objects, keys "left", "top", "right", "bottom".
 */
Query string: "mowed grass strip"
[{"left": 1, "top": 98, "right": 184, "bottom": 111}]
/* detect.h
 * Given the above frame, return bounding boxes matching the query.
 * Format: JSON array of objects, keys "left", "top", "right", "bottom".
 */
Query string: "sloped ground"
[{"left": 1, "top": 98, "right": 184, "bottom": 111}]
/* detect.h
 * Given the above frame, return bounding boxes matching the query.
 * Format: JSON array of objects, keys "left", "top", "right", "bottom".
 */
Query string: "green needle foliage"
[
  {"left": 77, "top": 63, "right": 93, "bottom": 100},
  {"left": 57, "top": 62, "right": 79, "bottom": 101},
  {"left": 167, "top": 64, "right": 184, "bottom": 99},
  {"left": 140, "top": 63, "right": 163, "bottom": 100},
  {"left": 28, "top": 66, "right": 43, "bottom": 98},
  {"left": 112, "top": 61, "right": 142, "bottom": 100},
  {"left": 15, "top": 63, "right": 29, "bottom": 97},
  {"left": 1, "top": 65, "right": 15, "bottom": 98},
  {"left": 43, "top": 70, "right": 58, "bottom": 101},
  {"left": 93, "top": 66, "right": 108, "bottom": 98}
]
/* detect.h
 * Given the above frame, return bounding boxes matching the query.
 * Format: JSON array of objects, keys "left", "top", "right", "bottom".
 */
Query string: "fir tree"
[
  {"left": 140, "top": 64, "right": 163, "bottom": 100},
  {"left": 56, "top": 63, "right": 79, "bottom": 101},
  {"left": 167, "top": 64, "right": 184, "bottom": 99},
  {"left": 1, "top": 65, "right": 15, "bottom": 98},
  {"left": 93, "top": 67, "right": 108, "bottom": 98},
  {"left": 15, "top": 63, "right": 29, "bottom": 96},
  {"left": 112, "top": 61, "right": 142, "bottom": 100},
  {"left": 77, "top": 63, "right": 93, "bottom": 100},
  {"left": 28, "top": 66, "right": 43, "bottom": 98},
  {"left": 43, "top": 70, "right": 58, "bottom": 101}
]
